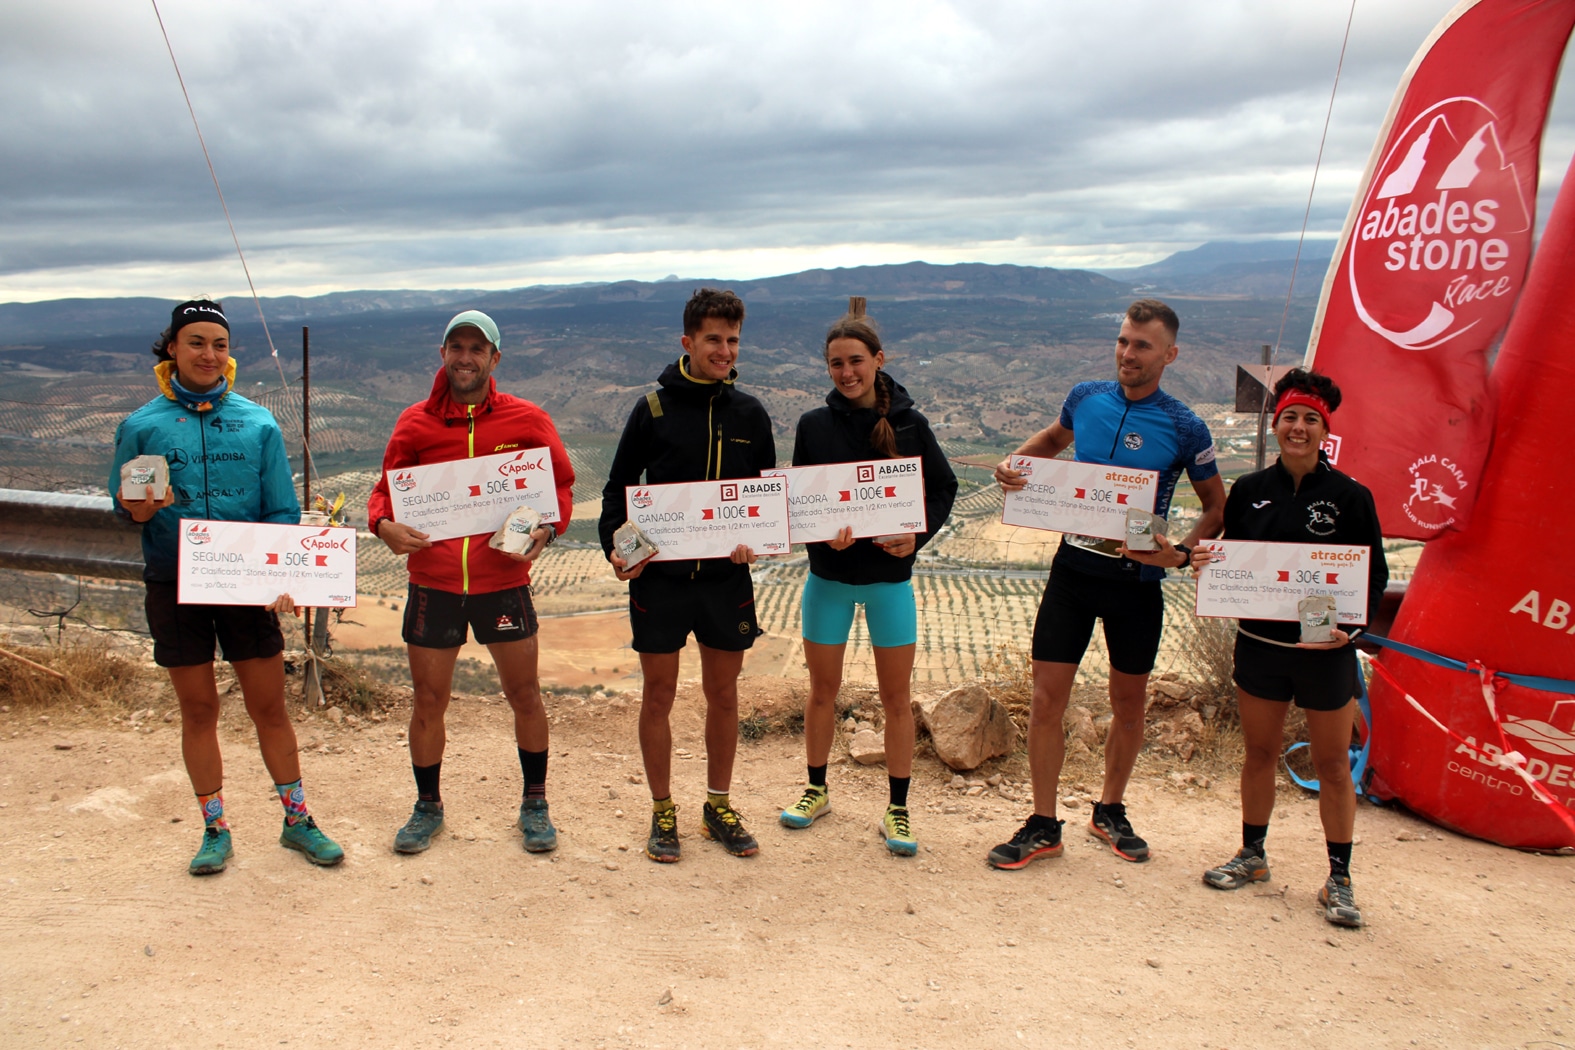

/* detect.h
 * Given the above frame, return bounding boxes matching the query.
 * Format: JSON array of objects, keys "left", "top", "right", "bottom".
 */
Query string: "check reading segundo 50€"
[
  {"left": 177, "top": 520, "right": 358, "bottom": 608},
  {"left": 1194, "top": 540, "right": 1370, "bottom": 623},
  {"left": 761, "top": 456, "right": 928, "bottom": 543},
  {"left": 624, "top": 478, "right": 790, "bottom": 561},
  {"left": 999, "top": 455, "right": 1158, "bottom": 542},
  {"left": 385, "top": 448, "right": 560, "bottom": 542}
]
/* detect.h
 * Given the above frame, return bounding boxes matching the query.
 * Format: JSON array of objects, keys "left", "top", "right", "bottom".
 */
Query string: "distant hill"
[{"left": 1096, "top": 239, "right": 1338, "bottom": 298}]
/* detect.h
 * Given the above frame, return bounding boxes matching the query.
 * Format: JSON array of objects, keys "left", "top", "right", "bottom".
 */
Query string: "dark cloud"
[{"left": 2, "top": 1, "right": 1570, "bottom": 297}]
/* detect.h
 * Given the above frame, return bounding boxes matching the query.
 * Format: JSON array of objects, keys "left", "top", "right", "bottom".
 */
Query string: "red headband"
[{"left": 1274, "top": 390, "right": 1332, "bottom": 422}]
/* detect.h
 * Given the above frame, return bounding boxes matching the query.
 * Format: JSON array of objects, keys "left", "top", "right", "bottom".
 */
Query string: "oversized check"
[
  {"left": 1194, "top": 540, "right": 1370, "bottom": 623},
  {"left": 762, "top": 457, "right": 927, "bottom": 543},
  {"left": 177, "top": 520, "right": 358, "bottom": 608},
  {"left": 386, "top": 448, "right": 559, "bottom": 542},
  {"left": 625, "top": 478, "right": 790, "bottom": 561},
  {"left": 999, "top": 455, "right": 1158, "bottom": 542}
]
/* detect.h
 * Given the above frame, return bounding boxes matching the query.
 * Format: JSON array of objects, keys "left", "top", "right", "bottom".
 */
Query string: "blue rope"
[{"left": 1363, "top": 634, "right": 1575, "bottom": 695}]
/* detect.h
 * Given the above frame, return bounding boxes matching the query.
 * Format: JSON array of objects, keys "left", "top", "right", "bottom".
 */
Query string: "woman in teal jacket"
[{"left": 110, "top": 299, "right": 342, "bottom": 875}]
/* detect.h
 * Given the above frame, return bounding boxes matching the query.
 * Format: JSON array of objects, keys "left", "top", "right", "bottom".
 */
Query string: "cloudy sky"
[{"left": 3, "top": 0, "right": 1573, "bottom": 302}]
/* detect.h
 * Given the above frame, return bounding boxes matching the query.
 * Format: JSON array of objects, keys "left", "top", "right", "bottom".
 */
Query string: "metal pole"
[
  {"left": 300, "top": 325, "right": 327, "bottom": 708},
  {"left": 1254, "top": 343, "right": 1271, "bottom": 471}
]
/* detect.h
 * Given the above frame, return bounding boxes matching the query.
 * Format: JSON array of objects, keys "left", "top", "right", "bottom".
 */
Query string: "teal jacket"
[{"left": 109, "top": 361, "right": 300, "bottom": 583}]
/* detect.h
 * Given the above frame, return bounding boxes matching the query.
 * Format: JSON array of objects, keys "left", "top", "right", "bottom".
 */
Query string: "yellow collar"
[{"left": 155, "top": 358, "right": 238, "bottom": 410}]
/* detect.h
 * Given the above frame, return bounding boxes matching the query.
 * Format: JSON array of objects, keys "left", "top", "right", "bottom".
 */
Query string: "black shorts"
[
  {"left": 145, "top": 581, "right": 285, "bottom": 669},
  {"left": 402, "top": 584, "right": 539, "bottom": 648},
  {"left": 629, "top": 568, "right": 759, "bottom": 654},
  {"left": 1232, "top": 632, "right": 1360, "bottom": 712},
  {"left": 1030, "top": 564, "right": 1164, "bottom": 676}
]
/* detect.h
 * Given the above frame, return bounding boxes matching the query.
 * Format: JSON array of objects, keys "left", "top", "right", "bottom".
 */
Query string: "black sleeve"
[
  {"left": 791, "top": 414, "right": 808, "bottom": 468},
  {"left": 1220, "top": 474, "right": 1246, "bottom": 539},
  {"left": 912, "top": 413, "right": 957, "bottom": 554},
  {"left": 599, "top": 398, "right": 653, "bottom": 556},
  {"left": 753, "top": 402, "right": 776, "bottom": 472}
]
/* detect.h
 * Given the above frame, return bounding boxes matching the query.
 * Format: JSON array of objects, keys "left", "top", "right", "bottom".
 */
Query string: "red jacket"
[{"left": 368, "top": 369, "right": 575, "bottom": 594}]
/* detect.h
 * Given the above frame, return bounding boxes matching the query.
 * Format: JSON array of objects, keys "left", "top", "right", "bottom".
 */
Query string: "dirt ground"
[{"left": 3, "top": 667, "right": 1574, "bottom": 1050}]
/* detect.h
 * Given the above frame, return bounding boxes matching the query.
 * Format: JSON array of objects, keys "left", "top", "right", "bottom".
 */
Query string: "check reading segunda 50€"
[
  {"left": 624, "top": 478, "right": 790, "bottom": 561},
  {"left": 385, "top": 448, "right": 560, "bottom": 542},
  {"left": 761, "top": 456, "right": 927, "bottom": 543},
  {"left": 177, "top": 520, "right": 358, "bottom": 608}
]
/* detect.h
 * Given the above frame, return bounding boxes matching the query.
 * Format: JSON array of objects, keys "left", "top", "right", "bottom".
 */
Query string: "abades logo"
[
  {"left": 1349, "top": 97, "right": 1531, "bottom": 351},
  {"left": 185, "top": 522, "right": 211, "bottom": 545},
  {"left": 630, "top": 489, "right": 653, "bottom": 509},
  {"left": 392, "top": 471, "right": 417, "bottom": 492}
]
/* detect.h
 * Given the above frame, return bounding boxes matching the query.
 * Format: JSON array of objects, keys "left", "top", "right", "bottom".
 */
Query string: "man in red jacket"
[{"left": 368, "top": 310, "right": 575, "bottom": 856}]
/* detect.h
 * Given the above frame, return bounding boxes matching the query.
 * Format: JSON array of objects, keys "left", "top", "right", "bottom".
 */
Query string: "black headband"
[{"left": 169, "top": 300, "right": 229, "bottom": 340}]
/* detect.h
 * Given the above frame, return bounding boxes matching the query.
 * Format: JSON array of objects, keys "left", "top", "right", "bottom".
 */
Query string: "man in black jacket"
[{"left": 599, "top": 288, "right": 776, "bottom": 863}]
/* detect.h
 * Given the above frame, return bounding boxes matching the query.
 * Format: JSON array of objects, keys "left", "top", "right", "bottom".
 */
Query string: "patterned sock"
[
  {"left": 652, "top": 796, "right": 676, "bottom": 814},
  {"left": 1243, "top": 822, "right": 1269, "bottom": 853},
  {"left": 1327, "top": 840, "right": 1353, "bottom": 879},
  {"left": 807, "top": 764, "right": 828, "bottom": 789},
  {"left": 888, "top": 776, "right": 911, "bottom": 808},
  {"left": 413, "top": 762, "right": 442, "bottom": 803},
  {"left": 196, "top": 789, "right": 229, "bottom": 830},
  {"left": 706, "top": 789, "right": 731, "bottom": 811},
  {"left": 274, "top": 778, "right": 310, "bottom": 826},
  {"left": 518, "top": 748, "right": 548, "bottom": 800}
]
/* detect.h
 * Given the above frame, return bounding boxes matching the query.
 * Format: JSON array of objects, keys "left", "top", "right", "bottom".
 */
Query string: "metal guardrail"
[{"left": 0, "top": 488, "right": 144, "bottom": 580}]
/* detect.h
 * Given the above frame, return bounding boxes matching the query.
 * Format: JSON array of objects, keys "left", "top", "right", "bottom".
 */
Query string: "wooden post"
[
  {"left": 300, "top": 325, "right": 328, "bottom": 708},
  {"left": 1254, "top": 343, "right": 1272, "bottom": 471},
  {"left": 848, "top": 296, "right": 866, "bottom": 319}
]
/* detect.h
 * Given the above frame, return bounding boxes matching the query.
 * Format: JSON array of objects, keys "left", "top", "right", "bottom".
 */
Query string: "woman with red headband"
[{"left": 1191, "top": 368, "right": 1386, "bottom": 928}]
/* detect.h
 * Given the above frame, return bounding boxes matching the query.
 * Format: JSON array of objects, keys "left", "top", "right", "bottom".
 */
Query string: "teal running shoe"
[
  {"left": 189, "top": 826, "right": 233, "bottom": 876},
  {"left": 280, "top": 815, "right": 344, "bottom": 866},
  {"left": 780, "top": 785, "right": 830, "bottom": 829},
  {"left": 394, "top": 800, "right": 444, "bottom": 854},
  {"left": 518, "top": 799, "right": 558, "bottom": 852},
  {"left": 882, "top": 804, "right": 918, "bottom": 856}
]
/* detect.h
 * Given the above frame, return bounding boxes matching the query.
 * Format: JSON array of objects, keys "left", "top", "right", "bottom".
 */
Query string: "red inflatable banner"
[
  {"left": 1368, "top": 147, "right": 1575, "bottom": 851},
  {"left": 1305, "top": 0, "right": 1575, "bottom": 539}
]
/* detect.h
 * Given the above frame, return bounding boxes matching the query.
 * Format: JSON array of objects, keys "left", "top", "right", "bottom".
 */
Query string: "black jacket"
[
  {"left": 793, "top": 374, "right": 958, "bottom": 585},
  {"left": 599, "top": 356, "right": 776, "bottom": 579},
  {"left": 1222, "top": 454, "right": 1388, "bottom": 644}
]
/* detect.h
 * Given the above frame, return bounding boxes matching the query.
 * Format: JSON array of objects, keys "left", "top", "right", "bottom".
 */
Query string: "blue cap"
[{"left": 442, "top": 310, "right": 500, "bottom": 351}]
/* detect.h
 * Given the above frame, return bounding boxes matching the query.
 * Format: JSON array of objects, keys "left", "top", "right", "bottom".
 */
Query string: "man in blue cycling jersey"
[{"left": 987, "top": 299, "right": 1225, "bottom": 869}]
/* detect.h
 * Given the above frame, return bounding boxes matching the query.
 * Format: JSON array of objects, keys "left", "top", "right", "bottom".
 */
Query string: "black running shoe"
[
  {"left": 1088, "top": 803, "right": 1150, "bottom": 862},
  {"left": 987, "top": 817, "right": 1064, "bottom": 870},
  {"left": 1319, "top": 874, "right": 1363, "bottom": 927},
  {"left": 646, "top": 805, "right": 680, "bottom": 863},
  {"left": 700, "top": 801, "right": 759, "bottom": 857}
]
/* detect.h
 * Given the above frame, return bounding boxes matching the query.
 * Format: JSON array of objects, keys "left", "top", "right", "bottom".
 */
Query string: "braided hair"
[{"left": 824, "top": 315, "right": 898, "bottom": 458}]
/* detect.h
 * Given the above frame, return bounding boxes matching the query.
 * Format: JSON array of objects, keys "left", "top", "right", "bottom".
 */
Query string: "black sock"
[
  {"left": 413, "top": 762, "right": 442, "bottom": 804},
  {"left": 1243, "top": 822, "right": 1269, "bottom": 853},
  {"left": 808, "top": 764, "right": 827, "bottom": 788},
  {"left": 519, "top": 748, "right": 548, "bottom": 800},
  {"left": 1327, "top": 840, "right": 1353, "bottom": 878},
  {"left": 888, "top": 776, "right": 910, "bottom": 808},
  {"left": 1027, "top": 813, "right": 1061, "bottom": 832}
]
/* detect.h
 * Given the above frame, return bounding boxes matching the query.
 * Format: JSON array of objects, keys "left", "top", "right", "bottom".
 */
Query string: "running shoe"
[
  {"left": 393, "top": 800, "right": 445, "bottom": 854},
  {"left": 881, "top": 804, "right": 918, "bottom": 856},
  {"left": 779, "top": 785, "right": 830, "bottom": 829},
  {"left": 701, "top": 800, "right": 759, "bottom": 857},
  {"left": 1319, "top": 874, "right": 1364, "bottom": 928},
  {"left": 1202, "top": 847, "right": 1270, "bottom": 890},
  {"left": 1088, "top": 803, "right": 1150, "bottom": 862},
  {"left": 646, "top": 805, "right": 680, "bottom": 863},
  {"left": 279, "top": 815, "right": 345, "bottom": 866},
  {"left": 517, "top": 799, "right": 558, "bottom": 853},
  {"left": 189, "top": 826, "right": 233, "bottom": 876},
  {"left": 986, "top": 817, "right": 1064, "bottom": 870}
]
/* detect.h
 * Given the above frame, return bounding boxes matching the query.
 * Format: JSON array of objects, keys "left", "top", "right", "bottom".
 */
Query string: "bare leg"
[
  {"left": 1098, "top": 669, "right": 1150, "bottom": 805},
  {"left": 406, "top": 644, "right": 459, "bottom": 767},
  {"left": 1026, "top": 661, "right": 1077, "bottom": 818},
  {"left": 232, "top": 654, "right": 301, "bottom": 785},
  {"left": 488, "top": 636, "right": 547, "bottom": 751},
  {"left": 170, "top": 664, "right": 223, "bottom": 793},
  {"left": 872, "top": 644, "right": 915, "bottom": 780},
  {"left": 801, "top": 640, "right": 846, "bottom": 768},
  {"left": 1305, "top": 700, "right": 1358, "bottom": 843},
  {"left": 1237, "top": 690, "right": 1291, "bottom": 825},
  {"left": 638, "top": 650, "right": 681, "bottom": 800},
  {"left": 698, "top": 643, "right": 744, "bottom": 793}
]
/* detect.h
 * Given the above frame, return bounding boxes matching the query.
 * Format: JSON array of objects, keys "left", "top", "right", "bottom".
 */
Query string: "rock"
[
  {"left": 604, "top": 860, "right": 620, "bottom": 871},
  {"left": 849, "top": 729, "right": 886, "bottom": 766},
  {"left": 855, "top": 720, "right": 875, "bottom": 734},
  {"left": 1151, "top": 679, "right": 1191, "bottom": 702},
  {"left": 162, "top": 710, "right": 175, "bottom": 723},
  {"left": 842, "top": 717, "right": 858, "bottom": 734},
  {"left": 913, "top": 683, "right": 1019, "bottom": 771},
  {"left": 325, "top": 706, "right": 344, "bottom": 724},
  {"left": 1061, "top": 796, "right": 1081, "bottom": 809},
  {"left": 53, "top": 743, "right": 73, "bottom": 751},
  {"left": 344, "top": 713, "right": 360, "bottom": 727},
  {"left": 420, "top": 875, "right": 433, "bottom": 885},
  {"left": 1396, "top": 830, "right": 1425, "bottom": 842},
  {"left": 986, "top": 774, "right": 1004, "bottom": 787},
  {"left": 1146, "top": 958, "right": 1160, "bottom": 969},
  {"left": 965, "top": 786, "right": 984, "bottom": 797},
  {"left": 1067, "top": 706, "right": 1101, "bottom": 749},
  {"left": 904, "top": 902, "right": 916, "bottom": 915},
  {"left": 657, "top": 988, "right": 673, "bottom": 1006},
  {"left": 948, "top": 774, "right": 967, "bottom": 790},
  {"left": 1201, "top": 704, "right": 1218, "bottom": 722},
  {"left": 144, "top": 945, "right": 155, "bottom": 957}
]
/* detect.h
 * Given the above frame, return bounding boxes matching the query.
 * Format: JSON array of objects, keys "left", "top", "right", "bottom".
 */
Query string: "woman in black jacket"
[
  {"left": 1193, "top": 368, "right": 1386, "bottom": 928},
  {"left": 777, "top": 314, "right": 957, "bottom": 855}
]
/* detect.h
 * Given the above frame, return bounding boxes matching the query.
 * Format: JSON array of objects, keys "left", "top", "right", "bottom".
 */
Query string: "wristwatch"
[{"left": 1171, "top": 543, "right": 1192, "bottom": 568}]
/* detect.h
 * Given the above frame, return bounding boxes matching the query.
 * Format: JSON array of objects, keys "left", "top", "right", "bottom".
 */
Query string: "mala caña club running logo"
[{"left": 1349, "top": 97, "right": 1532, "bottom": 352}]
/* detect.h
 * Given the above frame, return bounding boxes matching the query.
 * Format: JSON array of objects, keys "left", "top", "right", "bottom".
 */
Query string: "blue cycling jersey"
[{"left": 1056, "top": 381, "right": 1217, "bottom": 581}]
